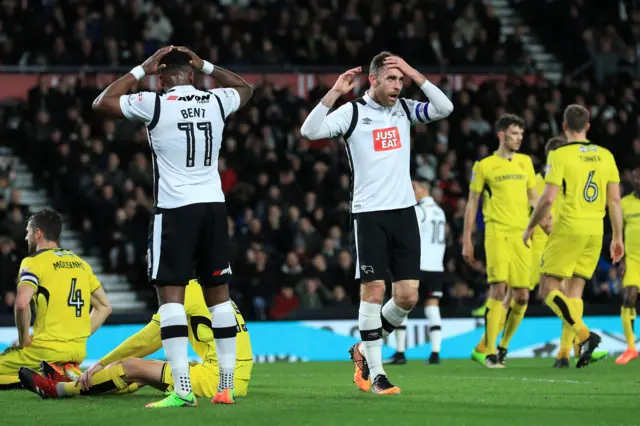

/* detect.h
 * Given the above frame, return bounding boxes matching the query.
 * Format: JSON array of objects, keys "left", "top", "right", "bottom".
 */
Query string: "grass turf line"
[{"left": 3, "top": 359, "right": 640, "bottom": 426}]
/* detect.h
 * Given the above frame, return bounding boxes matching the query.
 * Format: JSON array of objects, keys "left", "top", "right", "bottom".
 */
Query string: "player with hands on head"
[
  {"left": 301, "top": 52, "right": 453, "bottom": 394},
  {"left": 92, "top": 46, "right": 253, "bottom": 407}
]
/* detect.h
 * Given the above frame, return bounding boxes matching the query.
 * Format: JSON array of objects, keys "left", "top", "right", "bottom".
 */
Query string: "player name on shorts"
[{"left": 53, "top": 260, "right": 85, "bottom": 271}]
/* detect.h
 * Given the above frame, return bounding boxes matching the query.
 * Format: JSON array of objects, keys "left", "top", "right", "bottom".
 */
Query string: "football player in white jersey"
[
  {"left": 386, "top": 177, "right": 447, "bottom": 365},
  {"left": 92, "top": 46, "right": 253, "bottom": 407},
  {"left": 301, "top": 52, "right": 453, "bottom": 394}
]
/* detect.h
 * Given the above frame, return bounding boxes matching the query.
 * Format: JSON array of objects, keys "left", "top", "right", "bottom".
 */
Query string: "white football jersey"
[
  {"left": 119, "top": 85, "right": 240, "bottom": 208},
  {"left": 415, "top": 196, "right": 446, "bottom": 272},
  {"left": 301, "top": 91, "right": 451, "bottom": 213}
]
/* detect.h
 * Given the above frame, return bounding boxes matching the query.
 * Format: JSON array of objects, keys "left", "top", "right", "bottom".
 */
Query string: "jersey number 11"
[{"left": 177, "top": 122, "right": 213, "bottom": 168}]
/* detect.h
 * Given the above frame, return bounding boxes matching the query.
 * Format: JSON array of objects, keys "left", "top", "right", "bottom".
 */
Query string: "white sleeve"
[
  {"left": 119, "top": 92, "right": 157, "bottom": 124},
  {"left": 415, "top": 205, "right": 426, "bottom": 223},
  {"left": 403, "top": 80, "right": 454, "bottom": 125},
  {"left": 209, "top": 88, "right": 241, "bottom": 118},
  {"left": 300, "top": 102, "right": 353, "bottom": 140}
]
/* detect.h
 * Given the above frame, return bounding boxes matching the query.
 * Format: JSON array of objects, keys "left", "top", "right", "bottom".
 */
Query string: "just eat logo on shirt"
[{"left": 373, "top": 127, "right": 401, "bottom": 152}]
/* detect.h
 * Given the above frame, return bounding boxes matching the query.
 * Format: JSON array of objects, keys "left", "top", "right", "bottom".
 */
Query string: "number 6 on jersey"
[{"left": 583, "top": 170, "right": 598, "bottom": 202}]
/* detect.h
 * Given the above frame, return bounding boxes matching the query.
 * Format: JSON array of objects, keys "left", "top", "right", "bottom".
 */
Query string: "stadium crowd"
[
  {"left": 0, "top": 0, "right": 638, "bottom": 320},
  {"left": 1, "top": 0, "right": 528, "bottom": 69}
]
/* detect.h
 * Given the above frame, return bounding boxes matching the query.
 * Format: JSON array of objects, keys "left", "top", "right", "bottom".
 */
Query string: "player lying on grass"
[
  {"left": 617, "top": 167, "right": 640, "bottom": 365},
  {"left": 19, "top": 280, "right": 252, "bottom": 405},
  {"left": 0, "top": 209, "right": 111, "bottom": 389}
]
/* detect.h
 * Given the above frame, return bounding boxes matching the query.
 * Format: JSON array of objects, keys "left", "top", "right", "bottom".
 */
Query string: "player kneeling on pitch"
[{"left": 19, "top": 280, "right": 252, "bottom": 402}]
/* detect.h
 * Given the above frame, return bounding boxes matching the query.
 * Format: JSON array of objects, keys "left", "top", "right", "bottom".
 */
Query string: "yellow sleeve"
[
  {"left": 469, "top": 161, "right": 485, "bottom": 193},
  {"left": 526, "top": 157, "right": 536, "bottom": 189},
  {"left": 99, "top": 319, "right": 162, "bottom": 366},
  {"left": 86, "top": 263, "right": 102, "bottom": 293},
  {"left": 607, "top": 153, "right": 620, "bottom": 184},
  {"left": 544, "top": 149, "right": 564, "bottom": 186},
  {"left": 17, "top": 257, "right": 40, "bottom": 291}
]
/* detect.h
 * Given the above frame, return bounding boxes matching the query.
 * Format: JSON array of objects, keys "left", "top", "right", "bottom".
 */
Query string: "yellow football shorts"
[
  {"left": 623, "top": 250, "right": 640, "bottom": 288},
  {"left": 162, "top": 360, "right": 251, "bottom": 398},
  {"left": 0, "top": 340, "right": 86, "bottom": 378},
  {"left": 529, "top": 234, "right": 548, "bottom": 290},
  {"left": 541, "top": 233, "right": 602, "bottom": 280},
  {"left": 484, "top": 224, "right": 531, "bottom": 288}
]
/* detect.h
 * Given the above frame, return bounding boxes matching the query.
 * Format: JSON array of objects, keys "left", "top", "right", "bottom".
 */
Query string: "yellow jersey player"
[
  {"left": 19, "top": 279, "right": 253, "bottom": 402},
  {"left": 616, "top": 167, "right": 640, "bottom": 365},
  {"left": 463, "top": 114, "right": 540, "bottom": 368},
  {"left": 524, "top": 104, "right": 624, "bottom": 368},
  {"left": 0, "top": 209, "right": 111, "bottom": 389},
  {"left": 530, "top": 137, "right": 567, "bottom": 291}
]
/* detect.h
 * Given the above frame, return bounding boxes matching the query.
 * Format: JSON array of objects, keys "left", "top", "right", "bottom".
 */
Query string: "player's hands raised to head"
[
  {"left": 141, "top": 46, "right": 173, "bottom": 75},
  {"left": 331, "top": 67, "right": 362, "bottom": 95},
  {"left": 462, "top": 239, "right": 475, "bottom": 265},
  {"left": 176, "top": 46, "right": 204, "bottom": 70},
  {"left": 77, "top": 361, "right": 105, "bottom": 391},
  {"left": 610, "top": 238, "right": 625, "bottom": 264},
  {"left": 383, "top": 56, "right": 415, "bottom": 75}
]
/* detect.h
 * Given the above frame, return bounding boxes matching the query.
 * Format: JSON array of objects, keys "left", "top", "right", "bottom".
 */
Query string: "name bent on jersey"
[{"left": 119, "top": 86, "right": 241, "bottom": 209}]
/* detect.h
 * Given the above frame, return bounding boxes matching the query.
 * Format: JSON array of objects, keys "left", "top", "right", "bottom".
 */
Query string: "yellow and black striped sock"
[
  {"left": 484, "top": 298, "right": 507, "bottom": 355},
  {"left": 622, "top": 306, "right": 637, "bottom": 351},
  {"left": 499, "top": 300, "right": 528, "bottom": 350},
  {"left": 544, "top": 290, "right": 589, "bottom": 342},
  {"left": 476, "top": 303, "right": 507, "bottom": 353},
  {"left": 60, "top": 363, "right": 128, "bottom": 397}
]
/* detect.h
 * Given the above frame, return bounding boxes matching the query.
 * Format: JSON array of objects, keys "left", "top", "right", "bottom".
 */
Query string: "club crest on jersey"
[
  {"left": 167, "top": 94, "right": 211, "bottom": 103},
  {"left": 373, "top": 127, "right": 401, "bottom": 152}
]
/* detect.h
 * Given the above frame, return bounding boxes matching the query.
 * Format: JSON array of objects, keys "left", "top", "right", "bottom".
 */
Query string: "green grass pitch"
[{"left": 4, "top": 359, "right": 640, "bottom": 426}]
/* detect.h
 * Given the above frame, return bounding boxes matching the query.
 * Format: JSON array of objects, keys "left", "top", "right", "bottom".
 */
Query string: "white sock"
[
  {"left": 158, "top": 303, "right": 191, "bottom": 398},
  {"left": 381, "top": 298, "right": 412, "bottom": 337},
  {"left": 358, "top": 301, "right": 385, "bottom": 379},
  {"left": 209, "top": 300, "right": 237, "bottom": 391},
  {"left": 395, "top": 318, "right": 407, "bottom": 353},
  {"left": 425, "top": 305, "right": 442, "bottom": 354}
]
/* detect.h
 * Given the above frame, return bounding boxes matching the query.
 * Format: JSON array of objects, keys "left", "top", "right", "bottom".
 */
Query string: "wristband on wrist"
[
  {"left": 130, "top": 65, "right": 146, "bottom": 81},
  {"left": 202, "top": 60, "right": 214, "bottom": 75}
]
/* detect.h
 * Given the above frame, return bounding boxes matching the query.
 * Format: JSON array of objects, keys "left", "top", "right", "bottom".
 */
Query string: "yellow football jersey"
[
  {"left": 17, "top": 248, "right": 101, "bottom": 343},
  {"left": 622, "top": 193, "right": 640, "bottom": 250},
  {"left": 470, "top": 153, "right": 536, "bottom": 231},
  {"left": 545, "top": 141, "right": 619, "bottom": 235},
  {"left": 532, "top": 172, "right": 563, "bottom": 243}
]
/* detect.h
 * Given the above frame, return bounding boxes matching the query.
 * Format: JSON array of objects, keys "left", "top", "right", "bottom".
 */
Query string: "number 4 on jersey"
[{"left": 68, "top": 278, "right": 85, "bottom": 317}]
